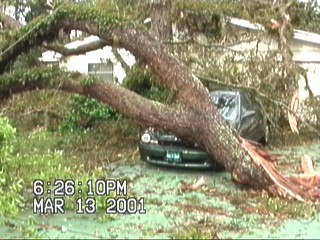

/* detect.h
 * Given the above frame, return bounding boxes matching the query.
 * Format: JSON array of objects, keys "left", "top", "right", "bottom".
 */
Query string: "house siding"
[
  {"left": 41, "top": 39, "right": 135, "bottom": 83},
  {"left": 58, "top": 47, "right": 135, "bottom": 83},
  {"left": 226, "top": 37, "right": 320, "bottom": 99}
]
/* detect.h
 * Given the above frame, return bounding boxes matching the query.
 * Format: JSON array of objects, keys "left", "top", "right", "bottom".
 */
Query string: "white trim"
[
  {"left": 229, "top": 17, "right": 265, "bottom": 31},
  {"left": 228, "top": 17, "right": 320, "bottom": 45},
  {"left": 293, "top": 29, "right": 320, "bottom": 44}
]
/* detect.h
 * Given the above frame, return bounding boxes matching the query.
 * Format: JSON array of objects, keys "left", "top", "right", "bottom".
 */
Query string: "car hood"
[
  {"left": 147, "top": 129, "right": 199, "bottom": 148},
  {"left": 148, "top": 121, "right": 238, "bottom": 148}
]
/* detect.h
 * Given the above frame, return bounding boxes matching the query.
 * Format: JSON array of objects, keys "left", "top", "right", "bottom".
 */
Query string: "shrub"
[
  {"left": 122, "top": 64, "right": 169, "bottom": 103},
  {"left": 0, "top": 116, "right": 24, "bottom": 216},
  {"left": 60, "top": 95, "right": 119, "bottom": 131}
]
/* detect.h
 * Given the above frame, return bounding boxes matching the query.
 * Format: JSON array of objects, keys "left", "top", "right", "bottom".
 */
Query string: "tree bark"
[
  {"left": 0, "top": 12, "right": 22, "bottom": 30},
  {"left": 149, "top": 0, "right": 173, "bottom": 42},
  {"left": 0, "top": 3, "right": 318, "bottom": 202},
  {"left": 43, "top": 39, "right": 108, "bottom": 56}
]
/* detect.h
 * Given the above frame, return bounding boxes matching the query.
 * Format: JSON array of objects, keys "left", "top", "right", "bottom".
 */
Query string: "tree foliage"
[
  {"left": 173, "top": 0, "right": 320, "bottom": 34},
  {"left": 61, "top": 95, "right": 119, "bottom": 131},
  {"left": 122, "top": 64, "right": 169, "bottom": 103},
  {"left": 0, "top": 116, "right": 24, "bottom": 216},
  {"left": 166, "top": 0, "right": 320, "bottom": 132}
]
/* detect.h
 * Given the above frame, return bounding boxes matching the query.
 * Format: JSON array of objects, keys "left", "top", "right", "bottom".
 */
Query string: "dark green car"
[{"left": 139, "top": 89, "right": 269, "bottom": 169}]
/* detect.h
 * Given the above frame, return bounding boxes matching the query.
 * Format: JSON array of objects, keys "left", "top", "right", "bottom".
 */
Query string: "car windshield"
[{"left": 211, "top": 92, "right": 239, "bottom": 121}]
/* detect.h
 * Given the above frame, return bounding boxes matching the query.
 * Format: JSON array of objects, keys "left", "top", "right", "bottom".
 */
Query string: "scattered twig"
[
  {"left": 21, "top": 107, "right": 62, "bottom": 119},
  {"left": 300, "top": 155, "right": 316, "bottom": 174},
  {"left": 112, "top": 46, "right": 131, "bottom": 73},
  {"left": 190, "top": 176, "right": 208, "bottom": 190},
  {"left": 131, "top": 147, "right": 139, "bottom": 159}
]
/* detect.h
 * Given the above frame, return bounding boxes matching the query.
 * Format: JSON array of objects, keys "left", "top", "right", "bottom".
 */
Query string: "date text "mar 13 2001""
[{"left": 33, "top": 196, "right": 146, "bottom": 215}]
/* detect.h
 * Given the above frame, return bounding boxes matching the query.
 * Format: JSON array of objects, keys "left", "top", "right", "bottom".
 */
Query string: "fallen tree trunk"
[{"left": 0, "top": 3, "right": 318, "bottom": 202}]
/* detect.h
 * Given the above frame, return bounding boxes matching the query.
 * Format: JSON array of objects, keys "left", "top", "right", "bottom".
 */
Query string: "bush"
[
  {"left": 60, "top": 95, "right": 119, "bottom": 131},
  {"left": 122, "top": 64, "right": 169, "bottom": 103},
  {"left": 0, "top": 116, "right": 24, "bottom": 216}
]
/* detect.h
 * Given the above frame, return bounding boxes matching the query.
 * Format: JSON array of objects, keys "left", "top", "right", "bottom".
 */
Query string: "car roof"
[
  {"left": 210, "top": 87, "right": 244, "bottom": 92},
  {"left": 210, "top": 89, "right": 244, "bottom": 96}
]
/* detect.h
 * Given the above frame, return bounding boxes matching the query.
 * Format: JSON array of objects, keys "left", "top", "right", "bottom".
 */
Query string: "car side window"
[{"left": 220, "top": 96, "right": 239, "bottom": 121}]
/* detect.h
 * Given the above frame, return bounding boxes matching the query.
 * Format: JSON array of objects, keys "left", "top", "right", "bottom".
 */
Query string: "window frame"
[{"left": 87, "top": 60, "right": 114, "bottom": 81}]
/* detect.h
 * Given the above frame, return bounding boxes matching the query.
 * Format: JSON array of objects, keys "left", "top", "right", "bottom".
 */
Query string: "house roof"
[{"left": 229, "top": 17, "right": 320, "bottom": 45}]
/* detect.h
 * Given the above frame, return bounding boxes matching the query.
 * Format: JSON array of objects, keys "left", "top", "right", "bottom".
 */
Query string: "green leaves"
[
  {"left": 173, "top": 0, "right": 320, "bottom": 34},
  {"left": 0, "top": 116, "right": 24, "bottom": 216},
  {"left": 0, "top": 116, "right": 16, "bottom": 160},
  {"left": 122, "top": 64, "right": 169, "bottom": 103},
  {"left": 60, "top": 95, "right": 119, "bottom": 132},
  {"left": 0, "top": 66, "right": 91, "bottom": 91},
  {"left": 82, "top": 75, "right": 96, "bottom": 86}
]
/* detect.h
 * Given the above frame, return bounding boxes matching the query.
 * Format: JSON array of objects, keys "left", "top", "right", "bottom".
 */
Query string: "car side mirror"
[{"left": 243, "top": 110, "right": 256, "bottom": 118}]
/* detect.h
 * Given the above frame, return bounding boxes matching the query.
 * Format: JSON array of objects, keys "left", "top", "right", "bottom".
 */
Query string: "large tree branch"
[
  {"left": 0, "top": 66, "right": 193, "bottom": 136},
  {"left": 0, "top": 4, "right": 210, "bottom": 111},
  {"left": 43, "top": 39, "right": 108, "bottom": 56}
]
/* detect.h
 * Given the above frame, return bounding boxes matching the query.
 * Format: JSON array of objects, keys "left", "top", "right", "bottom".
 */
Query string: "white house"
[{"left": 40, "top": 35, "right": 136, "bottom": 83}]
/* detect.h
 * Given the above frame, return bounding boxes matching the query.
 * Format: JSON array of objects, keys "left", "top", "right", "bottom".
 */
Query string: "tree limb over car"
[{"left": 0, "top": 3, "right": 318, "bottom": 202}]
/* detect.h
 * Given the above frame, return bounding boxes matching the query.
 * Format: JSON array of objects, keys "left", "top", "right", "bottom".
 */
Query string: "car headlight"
[{"left": 141, "top": 133, "right": 151, "bottom": 143}]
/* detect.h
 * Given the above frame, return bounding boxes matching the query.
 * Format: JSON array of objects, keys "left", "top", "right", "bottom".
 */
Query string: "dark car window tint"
[
  {"left": 242, "top": 93, "right": 254, "bottom": 110},
  {"left": 241, "top": 92, "right": 254, "bottom": 115},
  {"left": 211, "top": 93, "right": 239, "bottom": 121}
]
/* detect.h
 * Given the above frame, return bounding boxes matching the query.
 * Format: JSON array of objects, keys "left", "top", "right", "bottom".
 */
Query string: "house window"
[{"left": 88, "top": 61, "right": 113, "bottom": 81}]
